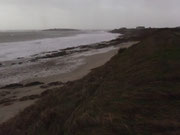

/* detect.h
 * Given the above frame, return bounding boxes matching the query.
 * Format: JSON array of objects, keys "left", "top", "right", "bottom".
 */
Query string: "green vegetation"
[{"left": 0, "top": 29, "right": 180, "bottom": 135}]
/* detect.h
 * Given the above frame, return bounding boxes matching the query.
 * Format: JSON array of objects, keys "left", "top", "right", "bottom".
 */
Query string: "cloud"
[{"left": 0, "top": 0, "right": 179, "bottom": 30}]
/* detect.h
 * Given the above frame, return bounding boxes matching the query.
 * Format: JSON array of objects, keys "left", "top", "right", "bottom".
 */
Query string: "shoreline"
[
  {"left": 25, "top": 47, "right": 120, "bottom": 83},
  {"left": 0, "top": 48, "right": 118, "bottom": 124},
  {"left": 0, "top": 41, "right": 137, "bottom": 124},
  {"left": 29, "top": 41, "right": 137, "bottom": 83}
]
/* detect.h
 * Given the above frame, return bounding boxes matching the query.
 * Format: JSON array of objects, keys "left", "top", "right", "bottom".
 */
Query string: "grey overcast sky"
[{"left": 0, "top": 0, "right": 179, "bottom": 30}]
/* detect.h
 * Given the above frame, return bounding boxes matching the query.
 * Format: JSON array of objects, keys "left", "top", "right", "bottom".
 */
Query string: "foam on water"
[
  {"left": 0, "top": 31, "right": 120, "bottom": 86},
  {"left": 0, "top": 31, "right": 119, "bottom": 62}
]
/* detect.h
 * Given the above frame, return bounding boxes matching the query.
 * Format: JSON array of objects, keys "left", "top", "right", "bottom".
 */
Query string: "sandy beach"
[{"left": 0, "top": 41, "right": 137, "bottom": 124}]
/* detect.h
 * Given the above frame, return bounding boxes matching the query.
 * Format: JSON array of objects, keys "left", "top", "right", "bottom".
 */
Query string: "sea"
[{"left": 0, "top": 30, "right": 120, "bottom": 86}]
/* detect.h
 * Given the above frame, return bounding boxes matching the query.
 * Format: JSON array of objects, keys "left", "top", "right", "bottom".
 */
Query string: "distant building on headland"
[{"left": 136, "top": 26, "right": 145, "bottom": 30}]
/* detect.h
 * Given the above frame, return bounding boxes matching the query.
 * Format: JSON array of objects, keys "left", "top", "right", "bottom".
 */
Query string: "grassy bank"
[{"left": 0, "top": 29, "right": 180, "bottom": 135}]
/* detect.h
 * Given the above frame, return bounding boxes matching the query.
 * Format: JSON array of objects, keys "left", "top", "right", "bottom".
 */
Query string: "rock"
[
  {"left": 24, "top": 81, "right": 44, "bottom": 87},
  {"left": 19, "top": 95, "right": 40, "bottom": 101},
  {"left": 11, "top": 63, "right": 16, "bottom": 65},
  {"left": 17, "top": 57, "right": 22, "bottom": 59},
  {"left": 42, "top": 51, "right": 67, "bottom": 59},
  {"left": 0, "top": 83, "right": 24, "bottom": 89},
  {"left": 40, "top": 81, "right": 64, "bottom": 89},
  {"left": 62, "top": 47, "right": 76, "bottom": 51},
  {"left": 41, "top": 90, "right": 51, "bottom": 96},
  {"left": 40, "top": 82, "right": 63, "bottom": 89},
  {"left": 3, "top": 102, "right": 13, "bottom": 106},
  {"left": 48, "top": 81, "right": 64, "bottom": 86},
  {"left": 0, "top": 91, "right": 11, "bottom": 97},
  {"left": 30, "top": 59, "right": 38, "bottom": 62},
  {"left": 30, "top": 51, "right": 68, "bottom": 62},
  {"left": 40, "top": 85, "right": 49, "bottom": 89},
  {"left": 0, "top": 98, "right": 16, "bottom": 106},
  {"left": 136, "top": 26, "right": 145, "bottom": 29}
]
